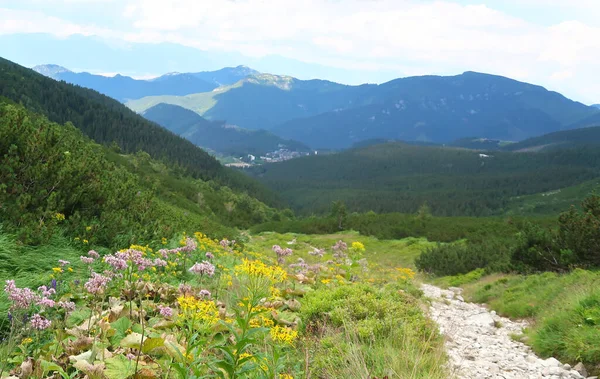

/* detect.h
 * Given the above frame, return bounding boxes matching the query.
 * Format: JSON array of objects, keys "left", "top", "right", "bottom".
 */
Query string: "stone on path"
[{"left": 421, "top": 284, "right": 592, "bottom": 379}]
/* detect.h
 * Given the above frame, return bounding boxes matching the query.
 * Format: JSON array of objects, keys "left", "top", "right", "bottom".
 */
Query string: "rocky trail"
[{"left": 421, "top": 284, "right": 595, "bottom": 379}]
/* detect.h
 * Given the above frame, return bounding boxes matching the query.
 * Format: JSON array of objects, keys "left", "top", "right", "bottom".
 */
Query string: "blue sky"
[{"left": 1, "top": 0, "right": 598, "bottom": 103}]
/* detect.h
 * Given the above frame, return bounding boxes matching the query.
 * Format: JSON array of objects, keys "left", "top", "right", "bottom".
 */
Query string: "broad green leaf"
[
  {"left": 142, "top": 337, "right": 165, "bottom": 354},
  {"left": 104, "top": 355, "right": 136, "bottom": 379},
  {"left": 120, "top": 332, "right": 145, "bottom": 349}
]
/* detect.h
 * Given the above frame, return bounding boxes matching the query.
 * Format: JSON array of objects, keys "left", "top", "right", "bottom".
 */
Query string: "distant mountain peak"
[
  {"left": 245, "top": 74, "right": 295, "bottom": 90},
  {"left": 32, "top": 64, "right": 72, "bottom": 78}
]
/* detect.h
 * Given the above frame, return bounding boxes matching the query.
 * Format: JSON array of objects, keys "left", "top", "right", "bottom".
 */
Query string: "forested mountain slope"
[
  {"left": 250, "top": 142, "right": 600, "bottom": 216},
  {"left": 0, "top": 57, "right": 278, "bottom": 205},
  {"left": 143, "top": 103, "right": 309, "bottom": 156},
  {"left": 128, "top": 71, "right": 598, "bottom": 149}
]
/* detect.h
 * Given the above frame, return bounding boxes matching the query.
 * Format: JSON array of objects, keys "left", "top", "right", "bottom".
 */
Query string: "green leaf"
[
  {"left": 104, "top": 355, "right": 136, "bottom": 379},
  {"left": 142, "top": 337, "right": 165, "bottom": 354},
  {"left": 120, "top": 332, "right": 145, "bottom": 349},
  {"left": 109, "top": 317, "right": 132, "bottom": 345}
]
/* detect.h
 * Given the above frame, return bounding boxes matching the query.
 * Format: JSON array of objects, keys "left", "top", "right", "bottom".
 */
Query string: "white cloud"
[{"left": 1, "top": 0, "right": 600, "bottom": 102}]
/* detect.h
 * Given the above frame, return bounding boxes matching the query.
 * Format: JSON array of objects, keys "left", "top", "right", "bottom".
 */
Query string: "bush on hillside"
[{"left": 415, "top": 240, "right": 512, "bottom": 276}]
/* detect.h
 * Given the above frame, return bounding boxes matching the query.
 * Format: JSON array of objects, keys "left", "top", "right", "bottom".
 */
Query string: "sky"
[{"left": 0, "top": 0, "right": 599, "bottom": 104}]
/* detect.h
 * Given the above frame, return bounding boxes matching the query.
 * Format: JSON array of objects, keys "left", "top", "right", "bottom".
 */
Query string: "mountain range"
[
  {"left": 128, "top": 71, "right": 600, "bottom": 149},
  {"left": 32, "top": 64, "right": 258, "bottom": 102},
  {"left": 142, "top": 103, "right": 309, "bottom": 156}
]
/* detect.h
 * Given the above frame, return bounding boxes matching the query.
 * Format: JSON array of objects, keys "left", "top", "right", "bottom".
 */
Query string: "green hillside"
[
  {"left": 143, "top": 103, "right": 309, "bottom": 156},
  {"left": 0, "top": 102, "right": 285, "bottom": 247},
  {"left": 503, "top": 125, "right": 600, "bottom": 152},
  {"left": 249, "top": 142, "right": 600, "bottom": 216},
  {"left": 0, "top": 56, "right": 278, "bottom": 206}
]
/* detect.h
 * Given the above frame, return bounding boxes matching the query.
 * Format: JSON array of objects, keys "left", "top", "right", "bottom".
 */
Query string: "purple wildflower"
[
  {"left": 58, "top": 260, "right": 71, "bottom": 267},
  {"left": 104, "top": 254, "right": 128, "bottom": 270},
  {"left": 205, "top": 252, "right": 214, "bottom": 260},
  {"left": 84, "top": 272, "right": 111, "bottom": 295},
  {"left": 37, "top": 298, "right": 56, "bottom": 308},
  {"left": 309, "top": 248, "right": 325, "bottom": 258},
  {"left": 30, "top": 314, "right": 51, "bottom": 330},
  {"left": 189, "top": 261, "right": 215, "bottom": 277},
  {"left": 87, "top": 250, "right": 100, "bottom": 259},
  {"left": 199, "top": 289, "right": 211, "bottom": 298},
  {"left": 80, "top": 256, "right": 95, "bottom": 264},
  {"left": 58, "top": 301, "right": 76, "bottom": 312},
  {"left": 4, "top": 280, "right": 39, "bottom": 309},
  {"left": 178, "top": 283, "right": 192, "bottom": 295},
  {"left": 153, "top": 258, "right": 167, "bottom": 267},
  {"left": 158, "top": 305, "right": 173, "bottom": 317},
  {"left": 126, "top": 353, "right": 136, "bottom": 360},
  {"left": 38, "top": 285, "right": 56, "bottom": 297}
]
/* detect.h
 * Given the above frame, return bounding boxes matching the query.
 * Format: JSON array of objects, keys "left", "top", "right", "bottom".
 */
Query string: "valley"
[{"left": 2, "top": 38, "right": 600, "bottom": 379}]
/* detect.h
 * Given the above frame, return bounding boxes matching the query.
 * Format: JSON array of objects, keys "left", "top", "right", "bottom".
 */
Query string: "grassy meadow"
[{"left": 0, "top": 229, "right": 447, "bottom": 379}]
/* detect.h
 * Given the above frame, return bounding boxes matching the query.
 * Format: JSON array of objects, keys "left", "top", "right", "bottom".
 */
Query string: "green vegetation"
[
  {"left": 0, "top": 102, "right": 283, "bottom": 246},
  {"left": 250, "top": 142, "right": 600, "bottom": 216},
  {"left": 503, "top": 125, "right": 600, "bottom": 152},
  {"left": 0, "top": 230, "right": 446, "bottom": 378},
  {"left": 0, "top": 57, "right": 278, "bottom": 206},
  {"left": 143, "top": 103, "right": 309, "bottom": 156},
  {"left": 460, "top": 270, "right": 600, "bottom": 368}
]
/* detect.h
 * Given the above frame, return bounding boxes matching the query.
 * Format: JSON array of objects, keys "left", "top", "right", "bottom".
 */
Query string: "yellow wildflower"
[
  {"left": 280, "top": 375, "right": 294, "bottom": 379},
  {"left": 351, "top": 241, "right": 365, "bottom": 251},
  {"left": 68, "top": 267, "right": 74, "bottom": 273},
  {"left": 161, "top": 237, "right": 167, "bottom": 245},
  {"left": 85, "top": 226, "right": 92, "bottom": 231},
  {"left": 270, "top": 325, "right": 298, "bottom": 345},
  {"left": 52, "top": 267, "right": 63, "bottom": 274},
  {"left": 21, "top": 338, "right": 33, "bottom": 345},
  {"left": 234, "top": 259, "right": 287, "bottom": 283},
  {"left": 177, "top": 296, "right": 219, "bottom": 325},
  {"left": 320, "top": 279, "right": 331, "bottom": 284},
  {"left": 54, "top": 213, "right": 65, "bottom": 221},
  {"left": 83, "top": 239, "right": 89, "bottom": 244}
]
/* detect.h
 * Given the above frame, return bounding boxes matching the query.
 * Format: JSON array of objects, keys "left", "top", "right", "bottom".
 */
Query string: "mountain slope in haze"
[
  {"left": 270, "top": 72, "right": 599, "bottom": 149},
  {"left": 190, "top": 65, "right": 259, "bottom": 86},
  {"left": 142, "top": 103, "right": 309, "bottom": 156},
  {"left": 592, "top": 104, "right": 600, "bottom": 109},
  {"left": 1, "top": 57, "right": 278, "bottom": 206},
  {"left": 502, "top": 125, "right": 600, "bottom": 152},
  {"left": 33, "top": 64, "right": 217, "bottom": 102},
  {"left": 249, "top": 141, "right": 600, "bottom": 216},
  {"left": 129, "top": 71, "right": 598, "bottom": 149},
  {"left": 127, "top": 74, "right": 373, "bottom": 130}
]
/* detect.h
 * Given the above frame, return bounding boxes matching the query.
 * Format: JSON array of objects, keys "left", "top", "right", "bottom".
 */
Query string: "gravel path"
[{"left": 421, "top": 284, "right": 594, "bottom": 379}]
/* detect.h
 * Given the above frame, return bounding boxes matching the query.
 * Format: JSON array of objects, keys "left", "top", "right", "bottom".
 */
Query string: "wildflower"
[
  {"left": 177, "top": 296, "right": 219, "bottom": 325},
  {"left": 58, "top": 301, "right": 76, "bottom": 312},
  {"left": 205, "top": 252, "right": 214, "bottom": 260},
  {"left": 153, "top": 258, "right": 167, "bottom": 267},
  {"left": 180, "top": 237, "right": 197, "bottom": 253},
  {"left": 86, "top": 226, "right": 92, "bottom": 231},
  {"left": 38, "top": 285, "right": 56, "bottom": 297},
  {"left": 158, "top": 305, "right": 173, "bottom": 318},
  {"left": 239, "top": 352, "right": 253, "bottom": 360},
  {"left": 309, "top": 248, "right": 325, "bottom": 258},
  {"left": 68, "top": 267, "right": 74, "bottom": 273},
  {"left": 54, "top": 213, "right": 65, "bottom": 221},
  {"left": 30, "top": 314, "right": 51, "bottom": 330},
  {"left": 189, "top": 261, "right": 216, "bottom": 277},
  {"left": 321, "top": 279, "right": 331, "bottom": 284},
  {"left": 126, "top": 353, "right": 136, "bottom": 360},
  {"left": 88, "top": 250, "right": 100, "bottom": 259},
  {"left": 281, "top": 375, "right": 294, "bottom": 379},
  {"left": 104, "top": 254, "right": 128, "bottom": 270},
  {"left": 351, "top": 241, "right": 365, "bottom": 251},
  {"left": 270, "top": 325, "right": 298, "bottom": 345},
  {"left": 52, "top": 267, "right": 63, "bottom": 274},
  {"left": 199, "top": 289, "right": 211, "bottom": 298},
  {"left": 84, "top": 272, "right": 111, "bottom": 295},
  {"left": 161, "top": 237, "right": 167, "bottom": 245},
  {"left": 289, "top": 258, "right": 309, "bottom": 274},
  {"left": 83, "top": 239, "right": 89, "bottom": 244},
  {"left": 21, "top": 338, "right": 33, "bottom": 345},
  {"left": 4, "top": 280, "right": 39, "bottom": 309},
  {"left": 58, "top": 260, "right": 70, "bottom": 267},
  {"left": 234, "top": 259, "right": 287, "bottom": 283},
  {"left": 178, "top": 283, "right": 192, "bottom": 295},
  {"left": 37, "top": 298, "right": 55, "bottom": 308},
  {"left": 80, "top": 256, "right": 95, "bottom": 264}
]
